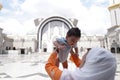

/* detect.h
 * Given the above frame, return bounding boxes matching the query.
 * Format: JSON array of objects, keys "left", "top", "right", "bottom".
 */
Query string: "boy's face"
[{"left": 66, "top": 36, "right": 80, "bottom": 46}]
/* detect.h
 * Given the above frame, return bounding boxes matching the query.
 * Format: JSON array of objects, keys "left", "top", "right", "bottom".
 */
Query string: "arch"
[
  {"left": 111, "top": 47, "right": 115, "bottom": 53},
  {"left": 37, "top": 16, "right": 74, "bottom": 52}
]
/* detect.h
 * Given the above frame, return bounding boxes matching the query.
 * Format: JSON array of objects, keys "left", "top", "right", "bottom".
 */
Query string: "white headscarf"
[{"left": 60, "top": 47, "right": 117, "bottom": 80}]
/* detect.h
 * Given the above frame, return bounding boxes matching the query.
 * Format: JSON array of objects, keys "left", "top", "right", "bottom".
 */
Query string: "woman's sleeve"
[
  {"left": 60, "top": 69, "right": 74, "bottom": 80},
  {"left": 45, "top": 51, "right": 62, "bottom": 80}
]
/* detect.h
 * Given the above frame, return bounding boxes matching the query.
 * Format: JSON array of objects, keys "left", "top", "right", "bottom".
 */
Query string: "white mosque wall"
[
  {"left": 78, "top": 35, "right": 104, "bottom": 52},
  {"left": 7, "top": 35, "right": 38, "bottom": 54},
  {"left": 13, "top": 40, "right": 37, "bottom": 52},
  {"left": 0, "top": 28, "right": 14, "bottom": 54},
  {"left": 0, "top": 28, "right": 3, "bottom": 53}
]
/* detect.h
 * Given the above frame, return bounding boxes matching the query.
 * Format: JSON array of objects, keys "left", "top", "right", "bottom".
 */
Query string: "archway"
[
  {"left": 111, "top": 40, "right": 118, "bottom": 53},
  {"left": 37, "top": 16, "right": 74, "bottom": 52},
  {"left": 111, "top": 47, "right": 115, "bottom": 53}
]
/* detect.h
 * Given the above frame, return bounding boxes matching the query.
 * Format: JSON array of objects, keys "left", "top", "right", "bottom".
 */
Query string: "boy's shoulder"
[
  {"left": 56, "top": 37, "right": 67, "bottom": 45},
  {"left": 57, "top": 37, "right": 65, "bottom": 39},
  {"left": 56, "top": 37, "right": 66, "bottom": 41}
]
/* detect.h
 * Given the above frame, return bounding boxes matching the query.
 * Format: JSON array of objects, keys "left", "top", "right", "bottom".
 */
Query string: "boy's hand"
[
  {"left": 70, "top": 49, "right": 79, "bottom": 57},
  {"left": 70, "top": 49, "right": 74, "bottom": 54},
  {"left": 74, "top": 53, "right": 79, "bottom": 57}
]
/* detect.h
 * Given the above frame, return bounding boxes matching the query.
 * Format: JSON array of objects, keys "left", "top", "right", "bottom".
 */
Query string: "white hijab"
[{"left": 60, "top": 47, "right": 117, "bottom": 80}]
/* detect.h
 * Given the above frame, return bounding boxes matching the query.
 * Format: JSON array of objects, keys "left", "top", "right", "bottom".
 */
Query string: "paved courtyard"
[{"left": 0, "top": 52, "right": 120, "bottom": 80}]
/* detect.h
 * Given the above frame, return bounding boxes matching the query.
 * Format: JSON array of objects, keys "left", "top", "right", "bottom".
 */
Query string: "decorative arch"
[{"left": 37, "top": 16, "right": 74, "bottom": 52}]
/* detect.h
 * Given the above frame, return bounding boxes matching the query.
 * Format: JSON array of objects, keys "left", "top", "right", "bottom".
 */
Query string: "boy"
[{"left": 53, "top": 27, "right": 81, "bottom": 68}]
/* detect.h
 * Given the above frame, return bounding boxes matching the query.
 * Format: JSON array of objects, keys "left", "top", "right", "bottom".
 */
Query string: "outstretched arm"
[{"left": 45, "top": 51, "right": 62, "bottom": 80}]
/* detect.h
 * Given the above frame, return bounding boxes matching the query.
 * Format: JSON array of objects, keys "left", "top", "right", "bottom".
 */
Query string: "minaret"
[
  {"left": 107, "top": 0, "right": 120, "bottom": 52},
  {"left": 108, "top": 0, "right": 120, "bottom": 26}
]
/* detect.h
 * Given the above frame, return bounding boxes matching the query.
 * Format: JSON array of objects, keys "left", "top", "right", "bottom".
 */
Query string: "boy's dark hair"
[{"left": 67, "top": 27, "right": 81, "bottom": 37}]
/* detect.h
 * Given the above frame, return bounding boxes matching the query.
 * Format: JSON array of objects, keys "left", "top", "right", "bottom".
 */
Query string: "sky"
[{"left": 0, "top": 0, "right": 111, "bottom": 35}]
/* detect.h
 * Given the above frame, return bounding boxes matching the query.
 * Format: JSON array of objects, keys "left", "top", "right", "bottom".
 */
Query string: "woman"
[{"left": 45, "top": 47, "right": 117, "bottom": 80}]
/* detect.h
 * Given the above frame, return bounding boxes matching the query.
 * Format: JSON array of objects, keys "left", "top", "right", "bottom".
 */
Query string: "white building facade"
[
  {"left": 1, "top": 16, "right": 104, "bottom": 54},
  {"left": 0, "top": 28, "right": 13, "bottom": 54},
  {"left": 78, "top": 34, "right": 104, "bottom": 52},
  {"left": 106, "top": 0, "right": 120, "bottom": 53},
  {"left": 7, "top": 35, "right": 37, "bottom": 54}
]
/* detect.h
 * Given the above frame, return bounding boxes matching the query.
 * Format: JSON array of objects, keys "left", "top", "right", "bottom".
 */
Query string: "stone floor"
[{"left": 0, "top": 52, "right": 120, "bottom": 80}]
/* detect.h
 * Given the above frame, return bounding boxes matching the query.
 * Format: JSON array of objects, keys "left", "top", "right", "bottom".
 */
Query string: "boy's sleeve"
[
  {"left": 60, "top": 69, "right": 74, "bottom": 80},
  {"left": 45, "top": 51, "right": 62, "bottom": 80},
  {"left": 69, "top": 53, "right": 81, "bottom": 67}
]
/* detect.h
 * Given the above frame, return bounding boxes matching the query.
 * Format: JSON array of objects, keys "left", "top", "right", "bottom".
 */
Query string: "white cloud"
[
  {"left": 0, "top": 18, "right": 22, "bottom": 34},
  {"left": 0, "top": 18, "right": 34, "bottom": 35},
  {"left": 20, "top": 0, "right": 76, "bottom": 18},
  {"left": 95, "top": 0, "right": 108, "bottom": 3},
  {"left": 0, "top": 0, "right": 111, "bottom": 35},
  {"left": 78, "top": 5, "right": 110, "bottom": 35}
]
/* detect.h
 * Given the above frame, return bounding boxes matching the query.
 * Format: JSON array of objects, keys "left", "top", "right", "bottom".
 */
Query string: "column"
[{"left": 62, "top": 23, "right": 64, "bottom": 37}]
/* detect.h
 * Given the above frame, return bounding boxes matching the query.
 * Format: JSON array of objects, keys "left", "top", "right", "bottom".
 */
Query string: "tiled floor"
[
  {"left": 0, "top": 53, "right": 50, "bottom": 80},
  {"left": 0, "top": 52, "right": 120, "bottom": 80}
]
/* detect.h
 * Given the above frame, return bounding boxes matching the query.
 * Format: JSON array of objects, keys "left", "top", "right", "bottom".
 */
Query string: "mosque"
[
  {"left": 1, "top": 0, "right": 120, "bottom": 54},
  {"left": 0, "top": 16, "right": 104, "bottom": 54}
]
